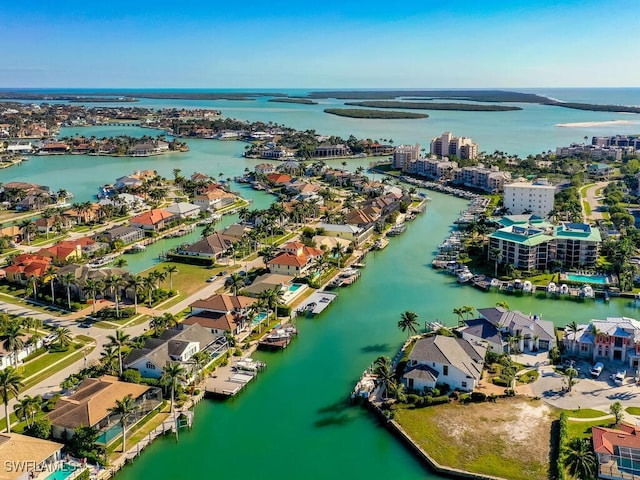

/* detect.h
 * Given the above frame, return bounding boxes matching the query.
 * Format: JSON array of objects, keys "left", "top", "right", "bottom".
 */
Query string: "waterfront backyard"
[{"left": 394, "top": 397, "right": 554, "bottom": 480}]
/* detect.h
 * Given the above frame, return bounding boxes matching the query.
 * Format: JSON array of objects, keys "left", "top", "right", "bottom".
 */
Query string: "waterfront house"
[
  {"left": 184, "top": 293, "right": 256, "bottom": 336},
  {"left": 35, "top": 215, "right": 73, "bottom": 234},
  {"left": 241, "top": 273, "right": 294, "bottom": 297},
  {"left": 267, "top": 241, "right": 323, "bottom": 276},
  {"left": 165, "top": 201, "right": 201, "bottom": 219},
  {"left": 3, "top": 254, "right": 52, "bottom": 285},
  {"left": 0, "top": 433, "right": 63, "bottom": 480},
  {"left": 316, "top": 223, "right": 374, "bottom": 246},
  {"left": 0, "top": 225, "right": 22, "bottom": 244},
  {"left": 123, "top": 324, "right": 221, "bottom": 379},
  {"left": 221, "top": 224, "right": 251, "bottom": 242},
  {"left": 265, "top": 173, "right": 292, "bottom": 186},
  {"left": 401, "top": 335, "right": 487, "bottom": 393},
  {"left": 563, "top": 317, "right": 640, "bottom": 368},
  {"left": 98, "top": 193, "right": 147, "bottom": 211},
  {"left": 593, "top": 423, "right": 640, "bottom": 480},
  {"left": 193, "top": 188, "right": 236, "bottom": 212},
  {"left": 314, "top": 144, "right": 350, "bottom": 158},
  {"left": 54, "top": 265, "right": 131, "bottom": 301},
  {"left": 255, "top": 163, "right": 276, "bottom": 175},
  {"left": 459, "top": 318, "right": 504, "bottom": 354},
  {"left": 47, "top": 375, "right": 161, "bottom": 440},
  {"left": 129, "top": 208, "right": 174, "bottom": 231},
  {"left": 475, "top": 307, "right": 555, "bottom": 352},
  {"left": 63, "top": 203, "right": 100, "bottom": 224},
  {"left": 97, "top": 225, "right": 145, "bottom": 245},
  {"left": 38, "top": 237, "right": 97, "bottom": 264},
  {"left": 178, "top": 232, "right": 234, "bottom": 259}
]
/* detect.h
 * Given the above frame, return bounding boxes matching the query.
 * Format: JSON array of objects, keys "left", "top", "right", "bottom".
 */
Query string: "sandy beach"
[{"left": 555, "top": 119, "right": 637, "bottom": 128}]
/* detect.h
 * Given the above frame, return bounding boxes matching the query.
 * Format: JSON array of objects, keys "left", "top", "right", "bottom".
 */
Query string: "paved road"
[{"left": 581, "top": 181, "right": 609, "bottom": 221}]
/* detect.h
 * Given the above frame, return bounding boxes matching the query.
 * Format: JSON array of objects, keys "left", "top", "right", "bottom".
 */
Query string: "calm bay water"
[{"left": 3, "top": 89, "right": 640, "bottom": 478}]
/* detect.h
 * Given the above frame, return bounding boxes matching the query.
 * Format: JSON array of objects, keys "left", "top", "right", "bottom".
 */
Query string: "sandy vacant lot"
[{"left": 395, "top": 397, "right": 554, "bottom": 480}]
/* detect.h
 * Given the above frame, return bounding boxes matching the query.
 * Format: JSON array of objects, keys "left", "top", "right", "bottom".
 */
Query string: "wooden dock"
[
  {"left": 204, "top": 358, "right": 266, "bottom": 398},
  {"left": 294, "top": 291, "right": 338, "bottom": 317}
]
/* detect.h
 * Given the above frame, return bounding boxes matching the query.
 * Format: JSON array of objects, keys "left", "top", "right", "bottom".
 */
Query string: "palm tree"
[
  {"left": 164, "top": 265, "right": 178, "bottom": 292},
  {"left": 463, "top": 305, "right": 475, "bottom": 320},
  {"left": 161, "top": 362, "right": 186, "bottom": 413},
  {"left": 83, "top": 278, "right": 103, "bottom": 316},
  {"left": 225, "top": 273, "right": 245, "bottom": 296},
  {"left": 373, "top": 356, "right": 394, "bottom": 400},
  {"left": 100, "top": 345, "right": 119, "bottom": 375},
  {"left": 397, "top": 311, "right": 419, "bottom": 339},
  {"left": 45, "top": 266, "right": 57, "bottom": 306},
  {"left": 143, "top": 275, "right": 156, "bottom": 307},
  {"left": 107, "top": 330, "right": 131, "bottom": 376},
  {"left": 109, "top": 395, "right": 137, "bottom": 452},
  {"left": 0, "top": 367, "right": 23, "bottom": 432},
  {"left": 453, "top": 307, "right": 465, "bottom": 327},
  {"left": 60, "top": 272, "right": 77, "bottom": 310},
  {"left": 106, "top": 274, "right": 126, "bottom": 318},
  {"left": 190, "top": 351, "right": 211, "bottom": 383},
  {"left": 1, "top": 322, "right": 24, "bottom": 368},
  {"left": 14, "top": 394, "right": 41, "bottom": 428},
  {"left": 53, "top": 327, "right": 72, "bottom": 349},
  {"left": 565, "top": 367, "right": 578, "bottom": 392},
  {"left": 331, "top": 244, "right": 345, "bottom": 268},
  {"left": 566, "top": 321, "right": 580, "bottom": 354},
  {"left": 127, "top": 275, "right": 144, "bottom": 314},
  {"left": 150, "top": 315, "right": 167, "bottom": 337},
  {"left": 563, "top": 437, "right": 596, "bottom": 480},
  {"left": 495, "top": 300, "right": 510, "bottom": 311}
]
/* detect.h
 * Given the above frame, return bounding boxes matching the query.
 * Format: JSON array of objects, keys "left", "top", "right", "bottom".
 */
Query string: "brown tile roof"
[
  {"left": 0, "top": 433, "right": 63, "bottom": 480},
  {"left": 266, "top": 173, "right": 292, "bottom": 185},
  {"left": 268, "top": 252, "right": 308, "bottom": 267},
  {"left": 47, "top": 376, "right": 150, "bottom": 430},
  {"left": 182, "top": 311, "right": 239, "bottom": 331},
  {"left": 190, "top": 293, "right": 255, "bottom": 313}
]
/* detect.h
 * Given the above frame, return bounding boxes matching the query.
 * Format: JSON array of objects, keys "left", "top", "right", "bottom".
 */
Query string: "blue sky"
[{"left": 2, "top": 0, "right": 638, "bottom": 88}]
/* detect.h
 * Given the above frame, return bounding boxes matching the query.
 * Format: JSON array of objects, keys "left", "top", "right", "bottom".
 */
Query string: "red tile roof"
[
  {"left": 130, "top": 209, "right": 174, "bottom": 226},
  {"left": 266, "top": 173, "right": 292, "bottom": 185},
  {"left": 593, "top": 424, "right": 640, "bottom": 454}
]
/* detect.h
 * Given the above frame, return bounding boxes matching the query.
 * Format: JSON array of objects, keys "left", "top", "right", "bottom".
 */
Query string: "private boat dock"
[
  {"left": 204, "top": 358, "right": 266, "bottom": 398},
  {"left": 351, "top": 370, "right": 377, "bottom": 402},
  {"left": 295, "top": 291, "right": 338, "bottom": 317},
  {"left": 328, "top": 268, "right": 361, "bottom": 288},
  {"left": 257, "top": 325, "right": 298, "bottom": 350}
]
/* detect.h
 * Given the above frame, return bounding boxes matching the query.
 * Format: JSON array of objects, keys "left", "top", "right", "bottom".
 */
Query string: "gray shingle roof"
[{"left": 408, "top": 336, "right": 486, "bottom": 382}]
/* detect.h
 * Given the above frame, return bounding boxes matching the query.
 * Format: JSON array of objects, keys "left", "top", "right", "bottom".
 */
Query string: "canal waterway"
[{"left": 3, "top": 90, "right": 640, "bottom": 478}]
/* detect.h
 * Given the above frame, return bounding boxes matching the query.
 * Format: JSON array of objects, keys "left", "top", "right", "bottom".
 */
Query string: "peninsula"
[
  {"left": 323, "top": 108, "right": 429, "bottom": 119},
  {"left": 344, "top": 101, "right": 522, "bottom": 111}
]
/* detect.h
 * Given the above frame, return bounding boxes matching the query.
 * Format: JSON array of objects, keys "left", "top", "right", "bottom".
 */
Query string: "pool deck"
[
  {"left": 560, "top": 272, "right": 617, "bottom": 285},
  {"left": 294, "top": 291, "right": 338, "bottom": 316}
]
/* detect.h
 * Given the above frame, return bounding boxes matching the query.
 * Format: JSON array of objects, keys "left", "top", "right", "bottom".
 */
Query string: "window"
[
  {"left": 443, "top": 365, "right": 449, "bottom": 376},
  {"left": 461, "top": 381, "right": 467, "bottom": 388},
  {"left": 145, "top": 362, "right": 156, "bottom": 370}
]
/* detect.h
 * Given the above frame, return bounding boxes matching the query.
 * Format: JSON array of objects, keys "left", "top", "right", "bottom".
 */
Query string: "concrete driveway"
[{"left": 581, "top": 181, "right": 609, "bottom": 222}]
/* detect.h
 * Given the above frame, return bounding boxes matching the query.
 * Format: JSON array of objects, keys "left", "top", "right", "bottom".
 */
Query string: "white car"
[
  {"left": 590, "top": 362, "right": 604, "bottom": 378},
  {"left": 613, "top": 370, "right": 626, "bottom": 386}
]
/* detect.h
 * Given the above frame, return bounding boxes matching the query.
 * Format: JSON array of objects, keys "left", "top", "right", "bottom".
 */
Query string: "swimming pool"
[
  {"left": 288, "top": 283, "right": 303, "bottom": 292},
  {"left": 251, "top": 312, "right": 268, "bottom": 325},
  {"left": 45, "top": 464, "right": 78, "bottom": 480},
  {"left": 566, "top": 273, "right": 609, "bottom": 285}
]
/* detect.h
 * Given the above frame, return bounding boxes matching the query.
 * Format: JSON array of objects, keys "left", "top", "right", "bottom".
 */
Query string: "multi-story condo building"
[
  {"left": 392, "top": 144, "right": 421, "bottom": 170},
  {"left": 430, "top": 132, "right": 478, "bottom": 160},
  {"left": 592, "top": 135, "right": 640, "bottom": 150},
  {"left": 503, "top": 179, "right": 555, "bottom": 218},
  {"left": 452, "top": 165, "right": 511, "bottom": 192},
  {"left": 556, "top": 143, "right": 624, "bottom": 161},
  {"left": 404, "top": 156, "right": 457, "bottom": 180},
  {"left": 488, "top": 216, "right": 601, "bottom": 271}
]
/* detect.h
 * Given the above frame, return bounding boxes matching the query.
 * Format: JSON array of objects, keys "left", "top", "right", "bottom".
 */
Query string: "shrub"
[
  {"left": 277, "top": 304, "right": 291, "bottom": 316},
  {"left": 76, "top": 470, "right": 90, "bottom": 480},
  {"left": 492, "top": 377, "right": 509, "bottom": 387},
  {"left": 471, "top": 391, "right": 487, "bottom": 402},
  {"left": 122, "top": 369, "right": 142, "bottom": 384},
  {"left": 430, "top": 395, "right": 450, "bottom": 405},
  {"left": 24, "top": 416, "right": 51, "bottom": 439},
  {"left": 406, "top": 394, "right": 421, "bottom": 405},
  {"left": 430, "top": 387, "right": 441, "bottom": 397},
  {"left": 139, "top": 377, "right": 160, "bottom": 387},
  {"left": 233, "top": 347, "right": 242, "bottom": 357},
  {"left": 436, "top": 382, "right": 451, "bottom": 395},
  {"left": 459, "top": 393, "right": 471, "bottom": 404}
]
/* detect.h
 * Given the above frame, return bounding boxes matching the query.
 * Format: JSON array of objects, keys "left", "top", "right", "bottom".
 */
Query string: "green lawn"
[
  {"left": 394, "top": 399, "right": 550, "bottom": 480},
  {"left": 22, "top": 345, "right": 95, "bottom": 390},
  {"left": 140, "top": 262, "right": 223, "bottom": 299},
  {"left": 582, "top": 200, "right": 592, "bottom": 216},
  {"left": 564, "top": 408, "right": 609, "bottom": 419},
  {"left": 566, "top": 418, "right": 612, "bottom": 440},
  {"left": 626, "top": 407, "right": 640, "bottom": 415}
]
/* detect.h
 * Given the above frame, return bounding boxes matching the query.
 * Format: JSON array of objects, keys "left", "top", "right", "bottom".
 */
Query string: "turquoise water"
[
  {"left": 45, "top": 464, "right": 77, "bottom": 480},
  {"left": 566, "top": 273, "right": 609, "bottom": 285},
  {"left": 288, "top": 283, "right": 303, "bottom": 292},
  {"left": 251, "top": 312, "right": 268, "bottom": 326},
  {"left": 4, "top": 89, "right": 640, "bottom": 479},
  {"left": 96, "top": 423, "right": 122, "bottom": 445}
]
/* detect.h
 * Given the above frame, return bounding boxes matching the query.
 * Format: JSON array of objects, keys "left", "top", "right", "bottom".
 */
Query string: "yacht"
[
  {"left": 457, "top": 266, "right": 474, "bottom": 283},
  {"left": 522, "top": 280, "right": 533, "bottom": 293},
  {"left": 546, "top": 282, "right": 557, "bottom": 293},
  {"left": 559, "top": 284, "right": 570, "bottom": 295},
  {"left": 580, "top": 285, "right": 595, "bottom": 299}
]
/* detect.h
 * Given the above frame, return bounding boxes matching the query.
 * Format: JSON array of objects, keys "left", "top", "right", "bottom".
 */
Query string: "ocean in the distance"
[{"left": 3, "top": 87, "right": 640, "bottom": 156}]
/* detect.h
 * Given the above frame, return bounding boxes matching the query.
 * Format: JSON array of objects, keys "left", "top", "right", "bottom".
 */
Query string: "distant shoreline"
[{"left": 555, "top": 119, "right": 638, "bottom": 128}]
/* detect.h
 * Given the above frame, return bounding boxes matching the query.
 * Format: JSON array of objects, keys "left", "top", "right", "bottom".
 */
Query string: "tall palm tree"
[
  {"left": 563, "top": 437, "right": 596, "bottom": 480},
  {"left": 463, "top": 305, "right": 475, "bottom": 320},
  {"left": 100, "top": 345, "right": 119, "bottom": 375},
  {"left": 108, "top": 395, "right": 137, "bottom": 453},
  {"left": 453, "top": 307, "right": 465, "bottom": 327},
  {"left": 1, "top": 322, "right": 24, "bottom": 368},
  {"left": 150, "top": 315, "right": 167, "bottom": 337},
  {"left": 83, "top": 278, "right": 103, "bottom": 316},
  {"left": 397, "top": 311, "right": 419, "bottom": 339},
  {"left": 331, "top": 244, "right": 345, "bottom": 268},
  {"left": 107, "top": 329, "right": 131, "bottom": 376},
  {"left": 225, "top": 273, "right": 245, "bottom": 296},
  {"left": 14, "top": 394, "right": 41, "bottom": 428},
  {"left": 566, "top": 321, "right": 580, "bottom": 354},
  {"left": 565, "top": 367, "right": 578, "bottom": 392},
  {"left": 127, "top": 275, "right": 144, "bottom": 314},
  {"left": 161, "top": 362, "right": 186, "bottom": 413},
  {"left": 60, "top": 272, "right": 77, "bottom": 310},
  {"left": 495, "top": 300, "right": 510, "bottom": 311},
  {"left": 106, "top": 274, "right": 125, "bottom": 318},
  {"left": 0, "top": 367, "right": 23, "bottom": 433},
  {"left": 190, "top": 351, "right": 211, "bottom": 383},
  {"left": 164, "top": 265, "right": 178, "bottom": 292},
  {"left": 373, "top": 356, "right": 394, "bottom": 400},
  {"left": 45, "top": 266, "right": 57, "bottom": 306}
]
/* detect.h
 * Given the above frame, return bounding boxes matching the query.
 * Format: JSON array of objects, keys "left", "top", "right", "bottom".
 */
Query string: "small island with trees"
[
  {"left": 323, "top": 108, "right": 429, "bottom": 119},
  {"left": 268, "top": 98, "right": 319, "bottom": 105},
  {"left": 344, "top": 101, "right": 522, "bottom": 111}
]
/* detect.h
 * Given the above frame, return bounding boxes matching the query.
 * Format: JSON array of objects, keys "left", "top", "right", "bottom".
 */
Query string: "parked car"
[
  {"left": 217, "top": 270, "right": 228, "bottom": 277},
  {"left": 613, "top": 369, "right": 627, "bottom": 386},
  {"left": 590, "top": 362, "right": 604, "bottom": 378},
  {"left": 206, "top": 275, "right": 217, "bottom": 283}
]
